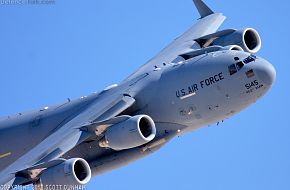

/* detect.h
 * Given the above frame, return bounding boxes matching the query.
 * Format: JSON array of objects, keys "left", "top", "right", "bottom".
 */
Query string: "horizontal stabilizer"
[{"left": 193, "top": 0, "right": 214, "bottom": 18}]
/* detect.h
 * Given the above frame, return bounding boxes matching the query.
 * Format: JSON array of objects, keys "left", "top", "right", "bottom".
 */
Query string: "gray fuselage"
[{"left": 0, "top": 50, "right": 275, "bottom": 177}]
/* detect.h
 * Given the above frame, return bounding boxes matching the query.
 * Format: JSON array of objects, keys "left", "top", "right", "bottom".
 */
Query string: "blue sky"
[{"left": 0, "top": 0, "right": 289, "bottom": 190}]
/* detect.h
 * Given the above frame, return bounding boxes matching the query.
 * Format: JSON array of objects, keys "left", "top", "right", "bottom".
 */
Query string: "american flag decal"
[{"left": 246, "top": 69, "right": 255, "bottom": 78}]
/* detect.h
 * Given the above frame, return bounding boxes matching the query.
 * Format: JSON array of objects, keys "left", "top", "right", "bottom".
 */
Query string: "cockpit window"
[
  {"left": 228, "top": 64, "right": 237, "bottom": 75},
  {"left": 243, "top": 54, "right": 257, "bottom": 64},
  {"left": 236, "top": 61, "right": 244, "bottom": 70},
  {"left": 229, "top": 55, "right": 257, "bottom": 76}
]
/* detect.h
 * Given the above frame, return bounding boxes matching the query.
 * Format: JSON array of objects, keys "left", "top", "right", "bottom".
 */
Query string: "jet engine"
[
  {"left": 212, "top": 28, "right": 261, "bottom": 53},
  {"left": 99, "top": 115, "right": 156, "bottom": 150},
  {"left": 37, "top": 158, "right": 91, "bottom": 188}
]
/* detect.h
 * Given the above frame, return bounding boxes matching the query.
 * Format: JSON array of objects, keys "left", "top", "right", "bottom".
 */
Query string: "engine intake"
[
  {"left": 213, "top": 28, "right": 261, "bottom": 54},
  {"left": 99, "top": 115, "right": 156, "bottom": 150},
  {"left": 37, "top": 158, "right": 91, "bottom": 188}
]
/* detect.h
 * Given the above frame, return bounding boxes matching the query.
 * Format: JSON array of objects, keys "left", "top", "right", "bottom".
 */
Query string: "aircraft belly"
[
  {"left": 62, "top": 123, "right": 183, "bottom": 176},
  {"left": 89, "top": 147, "right": 154, "bottom": 176}
]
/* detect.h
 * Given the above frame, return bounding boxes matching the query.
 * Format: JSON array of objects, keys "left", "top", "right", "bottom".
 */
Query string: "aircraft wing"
[
  {"left": 125, "top": 0, "right": 226, "bottom": 81},
  {"left": 0, "top": 90, "right": 136, "bottom": 186}
]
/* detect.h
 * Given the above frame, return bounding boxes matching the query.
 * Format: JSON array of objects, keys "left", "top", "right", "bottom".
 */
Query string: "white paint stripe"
[
  {"left": 0, "top": 152, "right": 11, "bottom": 159},
  {"left": 180, "top": 92, "right": 196, "bottom": 100}
]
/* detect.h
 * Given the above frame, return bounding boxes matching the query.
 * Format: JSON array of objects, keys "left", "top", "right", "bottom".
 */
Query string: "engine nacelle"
[
  {"left": 99, "top": 115, "right": 156, "bottom": 150},
  {"left": 38, "top": 158, "right": 91, "bottom": 188},
  {"left": 212, "top": 28, "right": 261, "bottom": 54}
]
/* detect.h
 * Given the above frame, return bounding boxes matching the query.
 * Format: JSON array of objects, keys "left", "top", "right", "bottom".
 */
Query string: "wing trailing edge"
[{"left": 193, "top": 0, "right": 214, "bottom": 18}]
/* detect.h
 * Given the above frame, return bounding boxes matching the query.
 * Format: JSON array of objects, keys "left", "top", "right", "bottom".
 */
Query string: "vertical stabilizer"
[{"left": 193, "top": 0, "right": 214, "bottom": 18}]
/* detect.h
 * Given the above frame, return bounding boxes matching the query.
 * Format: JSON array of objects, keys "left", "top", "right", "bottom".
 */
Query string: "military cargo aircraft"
[{"left": 0, "top": 0, "right": 276, "bottom": 189}]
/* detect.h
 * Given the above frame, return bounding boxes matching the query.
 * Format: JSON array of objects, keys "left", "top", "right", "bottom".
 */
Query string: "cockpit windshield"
[
  {"left": 228, "top": 54, "right": 257, "bottom": 76},
  {"left": 243, "top": 54, "right": 257, "bottom": 64},
  {"left": 228, "top": 64, "right": 237, "bottom": 75},
  {"left": 236, "top": 61, "right": 244, "bottom": 70}
]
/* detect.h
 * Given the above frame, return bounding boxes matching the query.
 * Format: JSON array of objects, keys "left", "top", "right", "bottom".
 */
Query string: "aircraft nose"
[{"left": 255, "top": 59, "right": 276, "bottom": 86}]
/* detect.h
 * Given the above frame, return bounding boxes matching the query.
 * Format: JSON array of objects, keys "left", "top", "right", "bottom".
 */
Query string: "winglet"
[{"left": 193, "top": 0, "right": 214, "bottom": 18}]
